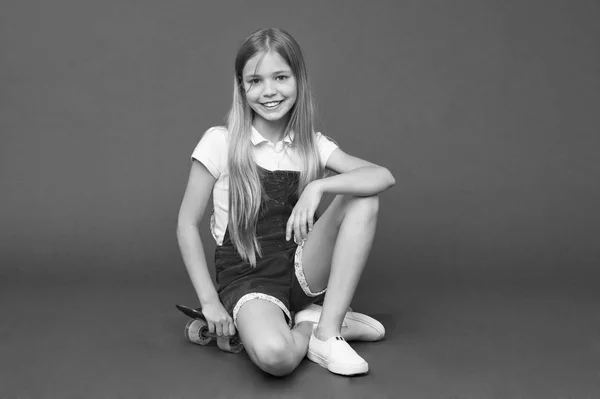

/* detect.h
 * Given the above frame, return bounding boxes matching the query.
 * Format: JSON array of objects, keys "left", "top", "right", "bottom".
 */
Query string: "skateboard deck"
[{"left": 175, "top": 304, "right": 244, "bottom": 353}]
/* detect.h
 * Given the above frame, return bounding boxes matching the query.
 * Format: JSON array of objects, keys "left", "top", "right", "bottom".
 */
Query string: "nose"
[{"left": 262, "top": 79, "right": 276, "bottom": 97}]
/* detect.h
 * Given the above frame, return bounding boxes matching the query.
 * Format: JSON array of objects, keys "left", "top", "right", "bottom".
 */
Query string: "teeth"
[{"left": 263, "top": 101, "right": 281, "bottom": 107}]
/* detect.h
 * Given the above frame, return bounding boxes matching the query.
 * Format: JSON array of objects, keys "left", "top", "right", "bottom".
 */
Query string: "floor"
[{"left": 1, "top": 268, "right": 598, "bottom": 399}]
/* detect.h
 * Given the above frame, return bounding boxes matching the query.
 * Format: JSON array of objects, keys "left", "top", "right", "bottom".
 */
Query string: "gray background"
[
  {"left": 2, "top": 0, "right": 598, "bottom": 285},
  {"left": 1, "top": 0, "right": 599, "bottom": 398}
]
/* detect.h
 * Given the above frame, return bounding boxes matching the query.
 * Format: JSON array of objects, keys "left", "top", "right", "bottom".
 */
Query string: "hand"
[
  {"left": 286, "top": 181, "right": 323, "bottom": 243},
  {"left": 201, "top": 300, "right": 236, "bottom": 337}
]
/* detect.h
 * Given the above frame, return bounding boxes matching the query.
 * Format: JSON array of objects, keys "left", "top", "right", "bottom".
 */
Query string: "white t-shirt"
[{"left": 191, "top": 126, "right": 339, "bottom": 245}]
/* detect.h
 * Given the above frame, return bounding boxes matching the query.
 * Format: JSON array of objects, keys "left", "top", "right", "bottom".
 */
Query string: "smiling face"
[{"left": 242, "top": 51, "right": 298, "bottom": 128}]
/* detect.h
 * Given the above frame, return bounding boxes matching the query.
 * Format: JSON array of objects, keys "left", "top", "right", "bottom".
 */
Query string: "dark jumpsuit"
[{"left": 214, "top": 166, "right": 325, "bottom": 327}]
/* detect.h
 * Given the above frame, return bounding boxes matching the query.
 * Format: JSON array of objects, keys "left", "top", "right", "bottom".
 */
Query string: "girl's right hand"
[{"left": 201, "top": 300, "right": 236, "bottom": 337}]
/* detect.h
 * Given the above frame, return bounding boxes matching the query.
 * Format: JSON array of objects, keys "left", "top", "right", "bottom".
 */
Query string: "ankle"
[{"left": 314, "top": 325, "right": 342, "bottom": 341}]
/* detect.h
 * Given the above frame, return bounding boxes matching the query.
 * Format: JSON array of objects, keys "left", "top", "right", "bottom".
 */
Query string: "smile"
[{"left": 261, "top": 100, "right": 283, "bottom": 109}]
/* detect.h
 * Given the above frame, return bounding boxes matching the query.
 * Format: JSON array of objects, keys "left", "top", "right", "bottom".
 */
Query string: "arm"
[
  {"left": 176, "top": 160, "right": 235, "bottom": 336},
  {"left": 314, "top": 148, "right": 395, "bottom": 196},
  {"left": 286, "top": 148, "right": 395, "bottom": 242}
]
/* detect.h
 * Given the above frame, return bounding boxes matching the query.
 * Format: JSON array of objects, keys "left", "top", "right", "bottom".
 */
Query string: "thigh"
[
  {"left": 218, "top": 248, "right": 296, "bottom": 322},
  {"left": 297, "top": 195, "right": 349, "bottom": 293}
]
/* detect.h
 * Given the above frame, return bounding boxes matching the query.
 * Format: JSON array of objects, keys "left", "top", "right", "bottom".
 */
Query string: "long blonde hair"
[{"left": 226, "top": 28, "right": 322, "bottom": 267}]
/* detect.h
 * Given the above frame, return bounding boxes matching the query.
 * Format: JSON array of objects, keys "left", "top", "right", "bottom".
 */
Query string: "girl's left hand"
[{"left": 286, "top": 181, "right": 323, "bottom": 243}]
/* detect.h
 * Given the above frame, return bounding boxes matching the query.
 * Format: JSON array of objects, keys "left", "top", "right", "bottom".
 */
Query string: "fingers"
[
  {"left": 287, "top": 211, "right": 302, "bottom": 243},
  {"left": 307, "top": 212, "right": 314, "bottom": 234},
  {"left": 293, "top": 213, "right": 302, "bottom": 243},
  {"left": 287, "top": 209, "right": 315, "bottom": 242},
  {"left": 298, "top": 212, "right": 308, "bottom": 241},
  {"left": 286, "top": 214, "right": 293, "bottom": 241},
  {"left": 224, "top": 317, "right": 235, "bottom": 337},
  {"left": 214, "top": 320, "right": 224, "bottom": 337},
  {"left": 208, "top": 317, "right": 234, "bottom": 337}
]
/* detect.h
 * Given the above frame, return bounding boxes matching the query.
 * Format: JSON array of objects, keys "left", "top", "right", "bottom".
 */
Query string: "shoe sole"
[{"left": 307, "top": 349, "right": 369, "bottom": 376}]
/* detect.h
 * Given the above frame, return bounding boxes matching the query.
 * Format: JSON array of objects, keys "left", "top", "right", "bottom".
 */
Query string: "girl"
[{"left": 177, "top": 28, "right": 395, "bottom": 377}]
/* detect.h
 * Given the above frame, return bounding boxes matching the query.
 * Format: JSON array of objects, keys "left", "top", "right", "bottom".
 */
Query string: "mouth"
[{"left": 260, "top": 100, "right": 284, "bottom": 110}]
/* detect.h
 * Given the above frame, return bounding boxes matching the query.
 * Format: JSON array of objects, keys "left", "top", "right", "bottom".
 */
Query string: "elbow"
[
  {"left": 176, "top": 221, "right": 196, "bottom": 245},
  {"left": 176, "top": 213, "right": 185, "bottom": 235},
  {"left": 176, "top": 222, "right": 185, "bottom": 240},
  {"left": 177, "top": 213, "right": 202, "bottom": 236},
  {"left": 383, "top": 167, "right": 395, "bottom": 189},
  {"left": 176, "top": 216, "right": 195, "bottom": 237}
]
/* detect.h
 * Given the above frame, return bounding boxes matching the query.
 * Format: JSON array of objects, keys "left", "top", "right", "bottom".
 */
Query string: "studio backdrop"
[{"left": 1, "top": 0, "right": 598, "bottom": 292}]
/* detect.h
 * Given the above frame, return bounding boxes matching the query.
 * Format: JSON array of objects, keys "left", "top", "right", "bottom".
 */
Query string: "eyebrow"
[{"left": 244, "top": 70, "right": 292, "bottom": 78}]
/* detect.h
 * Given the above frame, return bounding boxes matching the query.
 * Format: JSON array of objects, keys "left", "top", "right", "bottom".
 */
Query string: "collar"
[{"left": 251, "top": 126, "right": 294, "bottom": 146}]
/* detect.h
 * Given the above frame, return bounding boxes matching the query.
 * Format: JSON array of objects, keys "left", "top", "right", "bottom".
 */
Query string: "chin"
[
  {"left": 256, "top": 109, "right": 291, "bottom": 123},
  {"left": 262, "top": 113, "right": 287, "bottom": 122}
]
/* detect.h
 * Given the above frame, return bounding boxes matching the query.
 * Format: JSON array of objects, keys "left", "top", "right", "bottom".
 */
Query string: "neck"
[{"left": 252, "top": 116, "right": 289, "bottom": 144}]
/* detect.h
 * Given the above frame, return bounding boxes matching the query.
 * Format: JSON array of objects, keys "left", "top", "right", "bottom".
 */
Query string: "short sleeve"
[
  {"left": 315, "top": 132, "right": 339, "bottom": 167},
  {"left": 191, "top": 127, "right": 228, "bottom": 179}
]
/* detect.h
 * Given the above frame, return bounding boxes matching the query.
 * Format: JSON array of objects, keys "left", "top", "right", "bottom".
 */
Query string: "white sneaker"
[
  {"left": 307, "top": 327, "right": 369, "bottom": 376},
  {"left": 295, "top": 304, "right": 385, "bottom": 342}
]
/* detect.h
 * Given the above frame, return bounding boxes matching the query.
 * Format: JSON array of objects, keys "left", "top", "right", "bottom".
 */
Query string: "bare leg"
[
  {"left": 235, "top": 298, "right": 313, "bottom": 377},
  {"left": 299, "top": 195, "right": 379, "bottom": 339}
]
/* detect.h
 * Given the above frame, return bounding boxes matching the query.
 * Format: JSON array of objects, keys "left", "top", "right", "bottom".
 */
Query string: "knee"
[
  {"left": 249, "top": 335, "right": 298, "bottom": 377},
  {"left": 345, "top": 195, "right": 379, "bottom": 220}
]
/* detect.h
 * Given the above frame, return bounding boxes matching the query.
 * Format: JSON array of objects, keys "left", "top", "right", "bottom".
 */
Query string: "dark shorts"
[
  {"left": 216, "top": 239, "right": 325, "bottom": 327},
  {"left": 214, "top": 167, "right": 325, "bottom": 328}
]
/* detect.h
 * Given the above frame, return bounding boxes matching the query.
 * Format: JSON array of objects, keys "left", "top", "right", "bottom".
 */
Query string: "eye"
[
  {"left": 276, "top": 75, "right": 288, "bottom": 81},
  {"left": 248, "top": 78, "right": 261, "bottom": 85}
]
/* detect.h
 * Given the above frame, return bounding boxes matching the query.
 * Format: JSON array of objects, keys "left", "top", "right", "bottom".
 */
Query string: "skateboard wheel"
[
  {"left": 185, "top": 319, "right": 212, "bottom": 345},
  {"left": 216, "top": 336, "right": 244, "bottom": 354}
]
